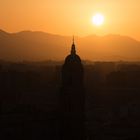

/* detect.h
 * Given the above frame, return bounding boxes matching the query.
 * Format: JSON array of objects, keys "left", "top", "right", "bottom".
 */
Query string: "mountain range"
[{"left": 0, "top": 29, "right": 140, "bottom": 61}]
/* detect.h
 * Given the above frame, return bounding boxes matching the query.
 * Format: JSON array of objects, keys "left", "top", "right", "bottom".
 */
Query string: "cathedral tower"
[{"left": 60, "top": 37, "right": 85, "bottom": 140}]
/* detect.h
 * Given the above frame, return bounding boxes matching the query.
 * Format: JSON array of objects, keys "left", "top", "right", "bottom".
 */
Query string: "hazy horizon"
[{"left": 1, "top": 29, "right": 140, "bottom": 62}]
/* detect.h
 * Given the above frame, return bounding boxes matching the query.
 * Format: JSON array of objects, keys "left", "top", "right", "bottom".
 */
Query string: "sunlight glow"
[{"left": 92, "top": 13, "right": 105, "bottom": 26}]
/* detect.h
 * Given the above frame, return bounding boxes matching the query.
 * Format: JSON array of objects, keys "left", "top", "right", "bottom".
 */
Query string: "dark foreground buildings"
[{"left": 60, "top": 37, "right": 85, "bottom": 140}]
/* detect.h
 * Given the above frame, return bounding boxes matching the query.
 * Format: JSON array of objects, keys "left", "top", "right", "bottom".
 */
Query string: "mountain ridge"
[{"left": 0, "top": 29, "right": 140, "bottom": 61}]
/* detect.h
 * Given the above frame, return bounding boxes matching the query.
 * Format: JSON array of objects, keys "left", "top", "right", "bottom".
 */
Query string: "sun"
[{"left": 92, "top": 13, "right": 105, "bottom": 26}]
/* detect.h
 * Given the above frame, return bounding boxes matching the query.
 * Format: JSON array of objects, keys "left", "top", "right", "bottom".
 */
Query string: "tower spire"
[
  {"left": 73, "top": 35, "right": 75, "bottom": 45},
  {"left": 71, "top": 36, "right": 76, "bottom": 55}
]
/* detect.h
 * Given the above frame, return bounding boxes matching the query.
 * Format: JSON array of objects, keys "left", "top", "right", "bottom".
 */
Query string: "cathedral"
[{"left": 60, "top": 37, "right": 85, "bottom": 140}]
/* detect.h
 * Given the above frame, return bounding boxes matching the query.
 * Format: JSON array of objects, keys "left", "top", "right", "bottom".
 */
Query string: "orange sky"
[{"left": 1, "top": 0, "right": 140, "bottom": 40}]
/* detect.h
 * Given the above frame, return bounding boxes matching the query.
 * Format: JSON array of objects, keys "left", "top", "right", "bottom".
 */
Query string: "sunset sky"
[{"left": 1, "top": 0, "right": 140, "bottom": 40}]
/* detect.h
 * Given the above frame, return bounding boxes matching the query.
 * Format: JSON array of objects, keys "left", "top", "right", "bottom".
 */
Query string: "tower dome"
[
  {"left": 64, "top": 36, "right": 81, "bottom": 64},
  {"left": 62, "top": 37, "right": 84, "bottom": 87}
]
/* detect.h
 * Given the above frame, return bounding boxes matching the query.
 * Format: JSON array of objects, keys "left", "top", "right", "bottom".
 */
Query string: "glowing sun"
[{"left": 92, "top": 13, "right": 105, "bottom": 26}]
